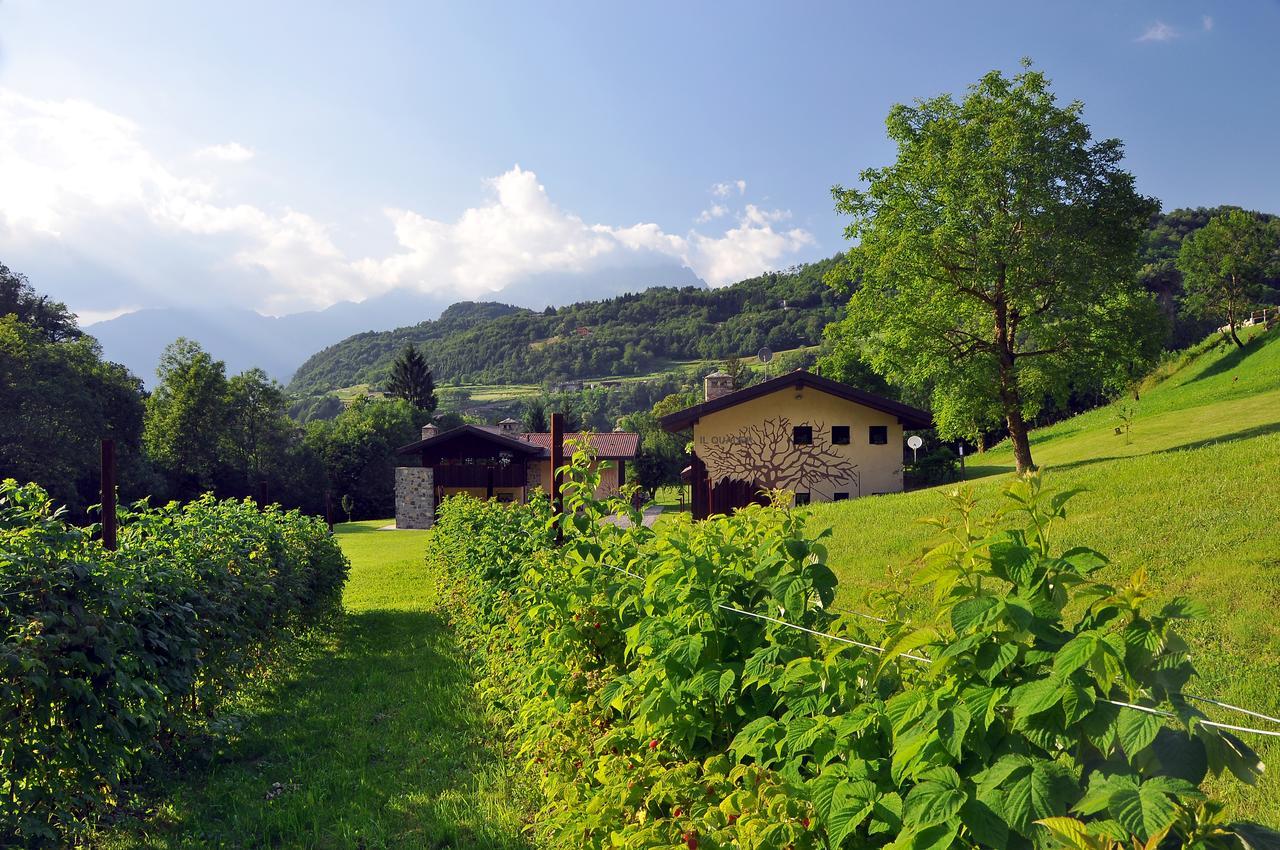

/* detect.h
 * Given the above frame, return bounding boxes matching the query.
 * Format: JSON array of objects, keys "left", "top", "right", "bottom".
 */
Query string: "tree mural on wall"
[{"left": 697, "top": 418, "right": 859, "bottom": 494}]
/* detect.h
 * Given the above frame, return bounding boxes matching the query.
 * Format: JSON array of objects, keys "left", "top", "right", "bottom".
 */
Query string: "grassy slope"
[
  {"left": 809, "top": 328, "right": 1280, "bottom": 824},
  {"left": 102, "top": 521, "right": 529, "bottom": 850}
]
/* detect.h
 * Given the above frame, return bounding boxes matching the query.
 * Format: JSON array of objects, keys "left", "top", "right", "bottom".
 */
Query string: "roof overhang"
[
  {"left": 395, "top": 424, "right": 548, "bottom": 456},
  {"left": 659, "top": 370, "right": 933, "bottom": 432}
]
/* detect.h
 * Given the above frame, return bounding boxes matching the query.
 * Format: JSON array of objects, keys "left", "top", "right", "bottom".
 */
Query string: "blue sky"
[{"left": 1, "top": 1, "right": 1277, "bottom": 320}]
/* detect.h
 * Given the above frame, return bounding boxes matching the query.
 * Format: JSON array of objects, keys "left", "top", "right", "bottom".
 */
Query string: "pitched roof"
[
  {"left": 395, "top": 423, "right": 546, "bottom": 456},
  {"left": 659, "top": 369, "right": 933, "bottom": 432},
  {"left": 517, "top": 431, "right": 640, "bottom": 459},
  {"left": 395, "top": 424, "right": 640, "bottom": 459}
]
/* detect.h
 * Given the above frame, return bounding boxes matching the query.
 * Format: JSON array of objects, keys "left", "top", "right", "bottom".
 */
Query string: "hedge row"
[
  {"left": 0, "top": 480, "right": 349, "bottom": 845},
  {"left": 428, "top": 451, "right": 1279, "bottom": 849}
]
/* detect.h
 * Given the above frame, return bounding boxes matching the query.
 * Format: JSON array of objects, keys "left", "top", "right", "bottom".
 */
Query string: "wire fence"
[{"left": 597, "top": 561, "right": 1280, "bottom": 738}]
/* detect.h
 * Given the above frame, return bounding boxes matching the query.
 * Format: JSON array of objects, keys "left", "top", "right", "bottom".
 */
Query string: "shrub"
[
  {"left": 0, "top": 480, "right": 348, "bottom": 845},
  {"left": 428, "top": 450, "right": 1279, "bottom": 848}
]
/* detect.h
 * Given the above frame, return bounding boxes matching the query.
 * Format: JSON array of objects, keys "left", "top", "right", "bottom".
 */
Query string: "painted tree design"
[{"left": 698, "top": 418, "right": 859, "bottom": 494}]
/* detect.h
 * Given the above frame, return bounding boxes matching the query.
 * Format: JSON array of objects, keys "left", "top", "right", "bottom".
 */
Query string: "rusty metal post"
[{"left": 100, "top": 438, "right": 117, "bottom": 551}]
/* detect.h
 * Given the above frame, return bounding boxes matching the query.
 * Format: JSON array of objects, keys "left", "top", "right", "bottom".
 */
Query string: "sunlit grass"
[
  {"left": 809, "top": 328, "right": 1280, "bottom": 825},
  {"left": 98, "top": 521, "right": 532, "bottom": 849}
]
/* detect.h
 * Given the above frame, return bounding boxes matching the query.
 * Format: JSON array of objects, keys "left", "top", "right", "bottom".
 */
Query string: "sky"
[{"left": 1, "top": 1, "right": 1278, "bottom": 322}]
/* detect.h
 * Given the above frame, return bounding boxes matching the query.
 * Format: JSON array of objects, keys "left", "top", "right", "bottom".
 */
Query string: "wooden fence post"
[
  {"left": 550, "top": 412, "right": 565, "bottom": 523},
  {"left": 100, "top": 438, "right": 117, "bottom": 551},
  {"left": 324, "top": 490, "right": 335, "bottom": 532}
]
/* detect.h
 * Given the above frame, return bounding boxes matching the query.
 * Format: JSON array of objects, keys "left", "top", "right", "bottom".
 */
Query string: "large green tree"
[
  {"left": 385, "top": 344, "right": 437, "bottom": 413},
  {"left": 0, "top": 315, "right": 149, "bottom": 515},
  {"left": 222, "top": 368, "right": 293, "bottom": 496},
  {"left": 827, "top": 62, "right": 1159, "bottom": 472},
  {"left": 1176, "top": 209, "right": 1278, "bottom": 348},
  {"left": 143, "top": 339, "right": 230, "bottom": 499}
]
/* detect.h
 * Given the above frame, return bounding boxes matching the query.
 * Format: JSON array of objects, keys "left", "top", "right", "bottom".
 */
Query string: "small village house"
[
  {"left": 660, "top": 370, "right": 932, "bottom": 518},
  {"left": 392, "top": 418, "right": 639, "bottom": 528}
]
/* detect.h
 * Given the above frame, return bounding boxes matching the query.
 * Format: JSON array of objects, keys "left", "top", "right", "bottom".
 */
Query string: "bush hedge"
[
  {"left": 429, "top": 450, "right": 1280, "bottom": 849},
  {"left": 0, "top": 480, "right": 348, "bottom": 845}
]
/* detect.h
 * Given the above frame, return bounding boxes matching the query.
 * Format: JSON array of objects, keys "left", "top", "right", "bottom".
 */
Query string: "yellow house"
[{"left": 660, "top": 370, "right": 931, "bottom": 518}]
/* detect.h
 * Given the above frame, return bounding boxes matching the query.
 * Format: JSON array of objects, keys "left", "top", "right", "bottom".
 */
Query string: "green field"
[
  {"left": 100, "top": 521, "right": 529, "bottom": 849},
  {"left": 809, "top": 327, "right": 1280, "bottom": 824}
]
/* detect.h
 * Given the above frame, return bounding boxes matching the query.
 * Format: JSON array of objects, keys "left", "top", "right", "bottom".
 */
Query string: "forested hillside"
[
  {"left": 289, "top": 206, "right": 1278, "bottom": 401},
  {"left": 287, "top": 257, "right": 845, "bottom": 396}
]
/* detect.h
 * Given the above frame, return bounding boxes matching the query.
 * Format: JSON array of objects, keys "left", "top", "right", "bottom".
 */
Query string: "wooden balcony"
[{"left": 433, "top": 463, "right": 527, "bottom": 489}]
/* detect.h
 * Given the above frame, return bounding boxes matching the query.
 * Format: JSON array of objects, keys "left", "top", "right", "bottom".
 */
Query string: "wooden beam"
[{"left": 550, "top": 412, "right": 565, "bottom": 518}]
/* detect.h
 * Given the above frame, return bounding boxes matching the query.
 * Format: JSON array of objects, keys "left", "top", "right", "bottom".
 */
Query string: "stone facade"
[{"left": 395, "top": 466, "right": 435, "bottom": 529}]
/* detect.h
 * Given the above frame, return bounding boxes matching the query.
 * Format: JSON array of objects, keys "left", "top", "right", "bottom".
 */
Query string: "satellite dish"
[
  {"left": 757, "top": 347, "right": 774, "bottom": 364},
  {"left": 906, "top": 435, "right": 924, "bottom": 450}
]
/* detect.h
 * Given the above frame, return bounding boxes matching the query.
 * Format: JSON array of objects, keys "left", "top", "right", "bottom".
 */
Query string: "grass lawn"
[
  {"left": 99, "top": 520, "right": 530, "bottom": 850},
  {"left": 808, "top": 328, "right": 1280, "bottom": 825}
]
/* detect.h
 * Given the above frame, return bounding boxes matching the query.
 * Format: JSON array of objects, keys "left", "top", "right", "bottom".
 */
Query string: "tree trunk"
[
  {"left": 1227, "top": 280, "right": 1245, "bottom": 348},
  {"left": 993, "top": 284, "right": 1036, "bottom": 474},
  {"left": 1005, "top": 406, "right": 1035, "bottom": 474}
]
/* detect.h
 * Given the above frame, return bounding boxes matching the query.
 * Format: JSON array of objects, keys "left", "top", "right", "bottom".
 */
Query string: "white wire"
[{"left": 715, "top": 603, "right": 933, "bottom": 663}]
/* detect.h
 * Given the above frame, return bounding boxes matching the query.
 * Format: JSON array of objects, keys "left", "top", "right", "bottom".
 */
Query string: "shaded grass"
[
  {"left": 808, "top": 328, "right": 1280, "bottom": 825},
  {"left": 98, "top": 521, "right": 531, "bottom": 849}
]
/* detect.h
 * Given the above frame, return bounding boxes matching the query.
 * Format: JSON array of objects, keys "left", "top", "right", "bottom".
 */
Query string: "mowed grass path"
[
  {"left": 810, "top": 329, "right": 1280, "bottom": 824},
  {"left": 101, "top": 521, "right": 529, "bottom": 849}
]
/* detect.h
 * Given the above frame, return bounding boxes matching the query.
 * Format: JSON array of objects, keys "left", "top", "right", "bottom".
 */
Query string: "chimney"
[
  {"left": 421, "top": 423, "right": 438, "bottom": 440},
  {"left": 497, "top": 417, "right": 521, "bottom": 435},
  {"left": 704, "top": 370, "right": 735, "bottom": 402}
]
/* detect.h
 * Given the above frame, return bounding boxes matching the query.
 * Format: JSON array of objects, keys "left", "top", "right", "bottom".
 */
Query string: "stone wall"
[{"left": 395, "top": 467, "right": 435, "bottom": 529}]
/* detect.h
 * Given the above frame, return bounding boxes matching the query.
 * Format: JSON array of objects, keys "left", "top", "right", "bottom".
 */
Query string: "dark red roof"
[
  {"left": 517, "top": 431, "right": 640, "bottom": 459},
  {"left": 396, "top": 425, "right": 639, "bottom": 459},
  {"left": 659, "top": 369, "right": 933, "bottom": 432}
]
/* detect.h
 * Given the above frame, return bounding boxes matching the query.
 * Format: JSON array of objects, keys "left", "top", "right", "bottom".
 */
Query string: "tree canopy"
[
  {"left": 385, "top": 344, "right": 437, "bottom": 412},
  {"left": 826, "top": 61, "right": 1161, "bottom": 471},
  {"left": 1177, "top": 209, "right": 1279, "bottom": 347}
]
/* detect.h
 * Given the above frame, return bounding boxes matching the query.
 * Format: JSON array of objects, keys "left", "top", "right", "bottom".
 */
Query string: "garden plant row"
[
  {"left": 0, "top": 480, "right": 349, "bottom": 845},
  {"left": 427, "top": 448, "right": 1280, "bottom": 849}
]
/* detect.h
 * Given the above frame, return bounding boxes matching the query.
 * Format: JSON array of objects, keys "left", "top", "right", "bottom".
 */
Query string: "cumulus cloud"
[
  {"left": 195, "top": 142, "right": 255, "bottom": 162},
  {"left": 1138, "top": 21, "right": 1178, "bottom": 42},
  {"left": 0, "top": 89, "right": 814, "bottom": 315}
]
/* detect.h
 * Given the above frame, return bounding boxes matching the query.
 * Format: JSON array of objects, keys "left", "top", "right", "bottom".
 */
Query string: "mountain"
[
  {"left": 86, "top": 262, "right": 704, "bottom": 384},
  {"left": 287, "top": 257, "right": 847, "bottom": 397}
]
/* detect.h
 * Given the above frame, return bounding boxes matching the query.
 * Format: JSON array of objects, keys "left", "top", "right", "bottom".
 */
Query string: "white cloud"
[
  {"left": 0, "top": 89, "right": 814, "bottom": 314},
  {"left": 75, "top": 305, "right": 141, "bottom": 325},
  {"left": 1138, "top": 21, "right": 1178, "bottom": 42},
  {"left": 195, "top": 142, "right": 255, "bottom": 162},
  {"left": 1202, "top": 15, "right": 1214, "bottom": 31},
  {"left": 711, "top": 179, "right": 747, "bottom": 198},
  {"left": 696, "top": 204, "right": 728, "bottom": 223}
]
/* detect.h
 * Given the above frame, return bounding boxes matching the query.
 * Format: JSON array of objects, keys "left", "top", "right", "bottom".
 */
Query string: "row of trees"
[
  {"left": 1, "top": 264, "right": 446, "bottom": 521},
  {"left": 820, "top": 60, "right": 1280, "bottom": 473}
]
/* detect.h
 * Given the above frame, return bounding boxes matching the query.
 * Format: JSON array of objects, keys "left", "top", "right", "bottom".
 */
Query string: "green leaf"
[
  {"left": 1035, "top": 817, "right": 1107, "bottom": 850},
  {"left": 717, "top": 668, "right": 735, "bottom": 700},
  {"left": 903, "top": 781, "right": 965, "bottom": 826},
  {"left": 937, "top": 704, "right": 971, "bottom": 760},
  {"left": 951, "top": 595, "right": 998, "bottom": 634},
  {"left": 1053, "top": 632, "right": 1099, "bottom": 677},
  {"left": 826, "top": 780, "right": 878, "bottom": 846},
  {"left": 976, "top": 641, "right": 1018, "bottom": 682},
  {"left": 1013, "top": 676, "right": 1066, "bottom": 721},
  {"left": 1117, "top": 707, "right": 1161, "bottom": 760},
  {"left": 961, "top": 798, "right": 1008, "bottom": 849},
  {"left": 1109, "top": 783, "right": 1180, "bottom": 840}
]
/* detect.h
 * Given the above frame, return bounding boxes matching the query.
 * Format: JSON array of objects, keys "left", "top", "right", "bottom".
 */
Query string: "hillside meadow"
[{"left": 809, "top": 327, "right": 1280, "bottom": 823}]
